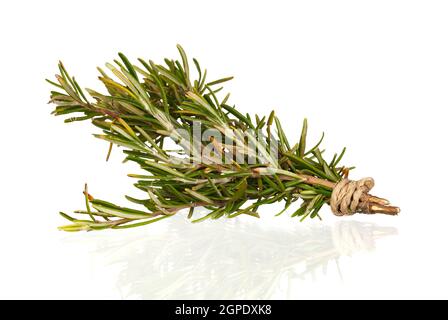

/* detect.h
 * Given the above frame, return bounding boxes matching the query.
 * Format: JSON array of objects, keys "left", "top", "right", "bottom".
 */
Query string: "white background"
[{"left": 0, "top": 0, "right": 447, "bottom": 299}]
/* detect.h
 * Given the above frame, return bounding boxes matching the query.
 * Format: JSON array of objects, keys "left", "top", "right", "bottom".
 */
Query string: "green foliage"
[{"left": 48, "top": 45, "right": 350, "bottom": 231}]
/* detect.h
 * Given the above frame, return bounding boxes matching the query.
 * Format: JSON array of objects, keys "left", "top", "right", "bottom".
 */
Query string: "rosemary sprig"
[{"left": 48, "top": 45, "right": 398, "bottom": 232}]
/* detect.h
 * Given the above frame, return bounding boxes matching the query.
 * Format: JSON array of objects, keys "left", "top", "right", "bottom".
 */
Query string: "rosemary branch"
[{"left": 47, "top": 45, "right": 398, "bottom": 232}]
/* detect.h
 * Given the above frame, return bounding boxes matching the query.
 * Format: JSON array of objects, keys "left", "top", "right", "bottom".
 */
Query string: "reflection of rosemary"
[
  {"left": 92, "top": 219, "right": 396, "bottom": 299},
  {"left": 47, "top": 45, "right": 399, "bottom": 231}
]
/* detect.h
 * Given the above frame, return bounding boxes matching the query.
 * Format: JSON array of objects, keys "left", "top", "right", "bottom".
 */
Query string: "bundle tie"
[{"left": 330, "top": 178, "right": 374, "bottom": 216}]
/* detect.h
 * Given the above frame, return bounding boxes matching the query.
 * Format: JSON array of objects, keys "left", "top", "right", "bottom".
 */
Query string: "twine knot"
[{"left": 330, "top": 178, "right": 374, "bottom": 216}]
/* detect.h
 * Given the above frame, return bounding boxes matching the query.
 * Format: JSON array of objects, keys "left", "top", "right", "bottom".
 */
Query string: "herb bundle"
[{"left": 47, "top": 45, "right": 399, "bottom": 231}]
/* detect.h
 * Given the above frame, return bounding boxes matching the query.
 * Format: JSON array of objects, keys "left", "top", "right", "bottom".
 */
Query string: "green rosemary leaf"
[
  {"left": 59, "top": 212, "right": 76, "bottom": 222},
  {"left": 91, "top": 200, "right": 155, "bottom": 219},
  {"left": 113, "top": 215, "right": 171, "bottom": 229},
  {"left": 192, "top": 58, "right": 202, "bottom": 85},
  {"left": 275, "top": 196, "right": 292, "bottom": 216},
  {"left": 184, "top": 188, "right": 214, "bottom": 204},
  {"left": 304, "top": 132, "right": 325, "bottom": 156},
  {"left": 262, "top": 176, "right": 282, "bottom": 192},
  {"left": 300, "top": 194, "right": 323, "bottom": 222},
  {"left": 230, "top": 178, "right": 248, "bottom": 202},
  {"left": 284, "top": 153, "right": 328, "bottom": 178},
  {"left": 188, "top": 207, "right": 194, "bottom": 219},
  {"left": 176, "top": 44, "right": 191, "bottom": 88},
  {"left": 144, "top": 161, "right": 190, "bottom": 180},
  {"left": 118, "top": 53, "right": 139, "bottom": 81},
  {"left": 313, "top": 149, "right": 339, "bottom": 182},
  {"left": 191, "top": 210, "right": 216, "bottom": 223},
  {"left": 64, "top": 115, "right": 93, "bottom": 123},
  {"left": 299, "top": 118, "right": 308, "bottom": 157},
  {"left": 58, "top": 224, "right": 91, "bottom": 232},
  {"left": 206, "top": 76, "right": 234, "bottom": 87},
  {"left": 333, "top": 147, "right": 347, "bottom": 168},
  {"left": 46, "top": 78, "right": 64, "bottom": 89},
  {"left": 274, "top": 116, "right": 291, "bottom": 151},
  {"left": 94, "top": 134, "right": 145, "bottom": 152},
  {"left": 221, "top": 104, "right": 255, "bottom": 129}
]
